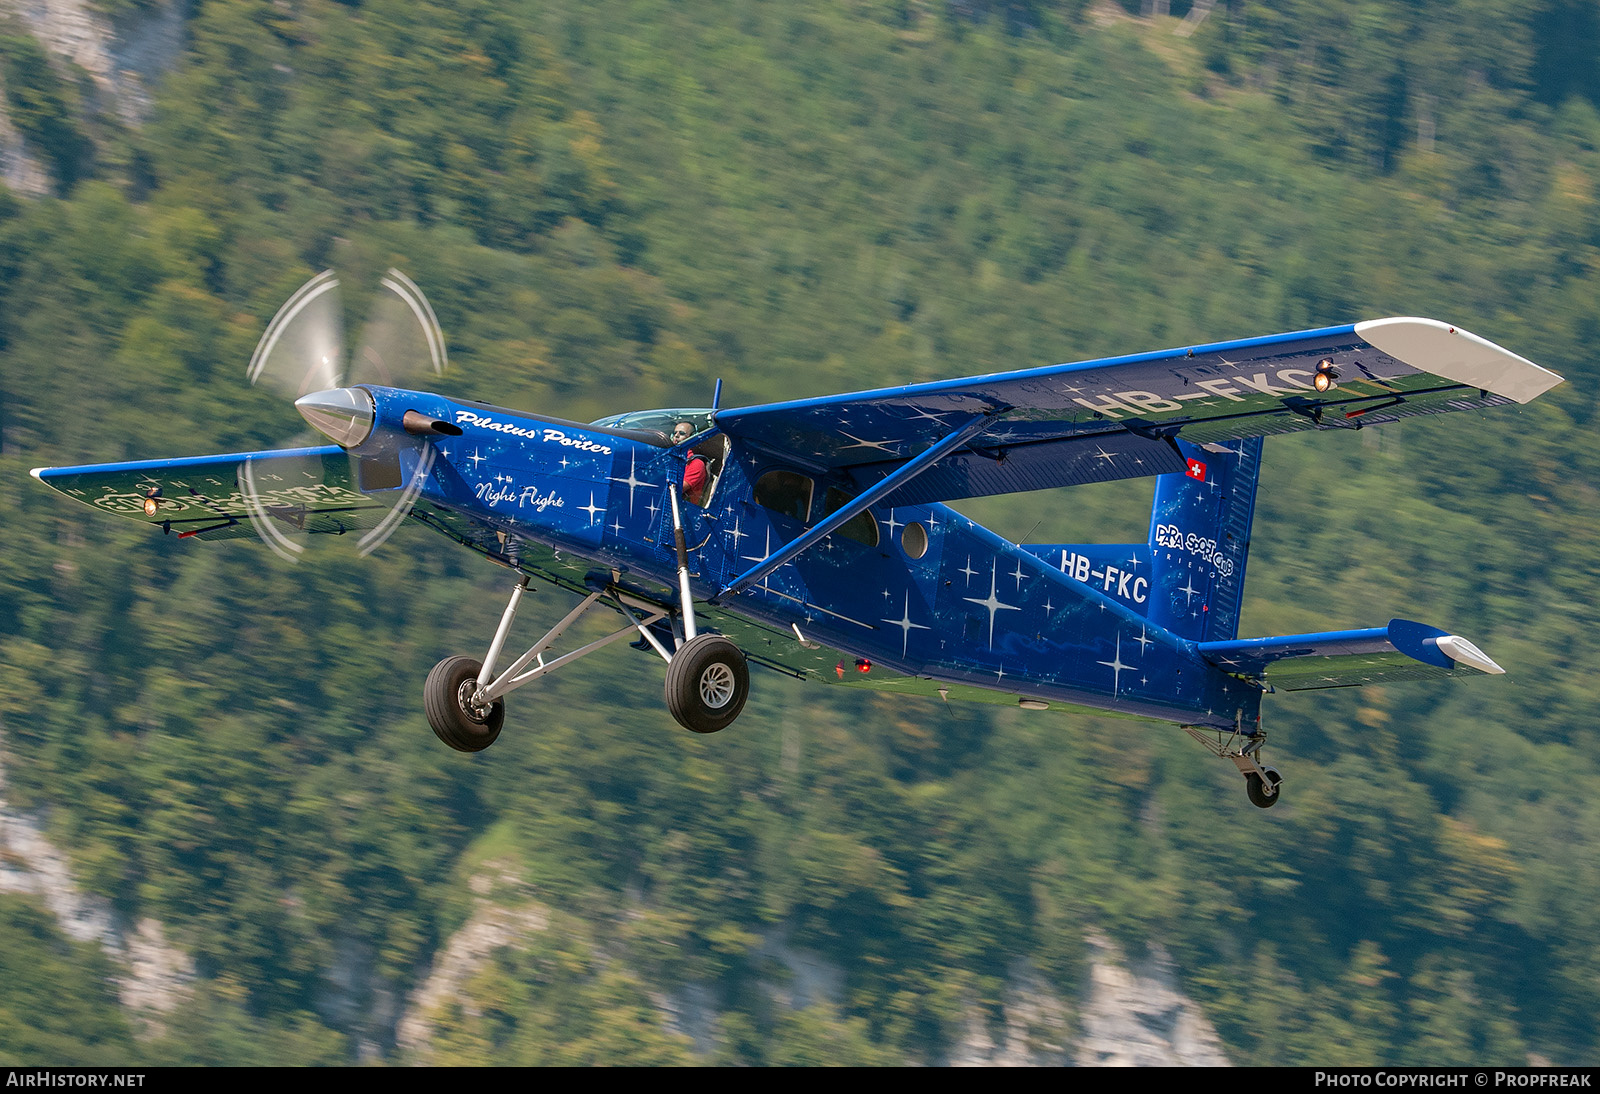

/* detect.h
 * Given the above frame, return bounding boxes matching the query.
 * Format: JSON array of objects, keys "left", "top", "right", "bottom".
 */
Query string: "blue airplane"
[{"left": 31, "top": 271, "right": 1564, "bottom": 807}]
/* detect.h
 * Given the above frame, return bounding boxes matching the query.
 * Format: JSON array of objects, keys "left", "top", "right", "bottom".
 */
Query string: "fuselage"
[{"left": 360, "top": 385, "right": 1263, "bottom": 732}]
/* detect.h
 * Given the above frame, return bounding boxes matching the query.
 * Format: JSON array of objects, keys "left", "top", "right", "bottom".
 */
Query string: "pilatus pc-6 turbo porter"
[{"left": 32, "top": 271, "right": 1564, "bottom": 807}]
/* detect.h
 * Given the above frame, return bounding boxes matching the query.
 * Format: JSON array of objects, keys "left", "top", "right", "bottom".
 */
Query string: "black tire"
[
  {"left": 664, "top": 634, "right": 749, "bottom": 734},
  {"left": 1246, "top": 766, "right": 1283, "bottom": 809},
  {"left": 425, "top": 655, "right": 505, "bottom": 753}
]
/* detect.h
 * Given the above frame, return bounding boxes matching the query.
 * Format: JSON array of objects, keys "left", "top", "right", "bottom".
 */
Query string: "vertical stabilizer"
[{"left": 1145, "top": 437, "right": 1262, "bottom": 642}]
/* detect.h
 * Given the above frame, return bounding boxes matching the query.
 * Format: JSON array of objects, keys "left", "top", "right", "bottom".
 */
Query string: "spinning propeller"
[{"left": 240, "top": 268, "right": 452, "bottom": 562}]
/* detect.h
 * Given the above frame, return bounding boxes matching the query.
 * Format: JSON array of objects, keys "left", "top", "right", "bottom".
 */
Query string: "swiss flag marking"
[{"left": 1185, "top": 458, "right": 1207, "bottom": 482}]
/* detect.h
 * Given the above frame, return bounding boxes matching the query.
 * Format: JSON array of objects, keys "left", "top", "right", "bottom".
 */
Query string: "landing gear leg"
[
  {"left": 1183, "top": 722, "right": 1284, "bottom": 809},
  {"left": 426, "top": 572, "right": 753, "bottom": 750}
]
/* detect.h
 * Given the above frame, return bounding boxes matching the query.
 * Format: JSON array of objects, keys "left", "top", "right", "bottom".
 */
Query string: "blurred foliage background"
[{"left": 1, "top": 0, "right": 1598, "bottom": 1065}]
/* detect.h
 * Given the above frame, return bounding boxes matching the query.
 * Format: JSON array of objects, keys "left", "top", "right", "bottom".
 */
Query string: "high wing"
[
  {"left": 30, "top": 447, "right": 389, "bottom": 541},
  {"left": 714, "top": 318, "right": 1563, "bottom": 506}
]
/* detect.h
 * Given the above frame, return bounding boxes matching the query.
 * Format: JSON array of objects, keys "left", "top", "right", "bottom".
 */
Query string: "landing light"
[
  {"left": 1314, "top": 359, "right": 1340, "bottom": 393},
  {"left": 142, "top": 487, "right": 161, "bottom": 517}
]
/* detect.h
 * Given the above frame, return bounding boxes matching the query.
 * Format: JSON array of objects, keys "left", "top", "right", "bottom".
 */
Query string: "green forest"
[{"left": 1, "top": 0, "right": 1598, "bottom": 1065}]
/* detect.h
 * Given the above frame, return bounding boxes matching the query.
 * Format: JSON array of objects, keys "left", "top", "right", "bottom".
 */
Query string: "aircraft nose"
[{"left": 295, "top": 387, "right": 376, "bottom": 448}]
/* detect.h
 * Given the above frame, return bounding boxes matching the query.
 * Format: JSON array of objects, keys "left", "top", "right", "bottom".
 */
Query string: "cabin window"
[
  {"left": 754, "top": 470, "right": 813, "bottom": 523},
  {"left": 820, "top": 487, "right": 879, "bottom": 547},
  {"left": 902, "top": 521, "right": 928, "bottom": 559}
]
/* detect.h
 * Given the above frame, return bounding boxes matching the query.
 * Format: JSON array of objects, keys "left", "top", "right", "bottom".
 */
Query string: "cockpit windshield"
[{"left": 589, "top": 408, "right": 716, "bottom": 443}]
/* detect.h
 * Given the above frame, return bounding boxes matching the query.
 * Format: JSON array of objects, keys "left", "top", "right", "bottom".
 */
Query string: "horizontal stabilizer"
[{"left": 1198, "top": 619, "right": 1504, "bottom": 691}]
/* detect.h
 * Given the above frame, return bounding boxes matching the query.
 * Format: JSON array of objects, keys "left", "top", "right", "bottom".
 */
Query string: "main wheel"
[
  {"left": 1245, "top": 766, "right": 1283, "bottom": 808},
  {"left": 425, "top": 655, "right": 505, "bottom": 753},
  {"left": 664, "top": 634, "right": 749, "bottom": 734}
]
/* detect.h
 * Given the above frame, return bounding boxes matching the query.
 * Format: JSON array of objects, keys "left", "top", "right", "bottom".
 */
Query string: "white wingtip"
[
  {"left": 1435, "top": 634, "right": 1505, "bottom": 675},
  {"left": 1355, "top": 317, "right": 1564, "bottom": 404},
  {"left": 29, "top": 467, "right": 45, "bottom": 480}
]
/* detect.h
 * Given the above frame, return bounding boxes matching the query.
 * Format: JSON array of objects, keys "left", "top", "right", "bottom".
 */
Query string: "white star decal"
[
  {"left": 608, "top": 450, "right": 656, "bottom": 516},
  {"left": 1097, "top": 634, "right": 1132, "bottom": 696},
  {"left": 838, "top": 431, "right": 900, "bottom": 454},
  {"left": 881, "top": 591, "right": 931, "bottom": 658},
  {"left": 962, "top": 561, "right": 1022, "bottom": 650},
  {"left": 579, "top": 492, "right": 603, "bottom": 524},
  {"left": 468, "top": 448, "right": 487, "bottom": 469},
  {"left": 958, "top": 555, "right": 979, "bottom": 586}
]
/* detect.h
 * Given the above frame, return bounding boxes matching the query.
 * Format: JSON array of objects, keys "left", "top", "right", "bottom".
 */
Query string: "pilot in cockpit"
[{"left": 674, "top": 420, "right": 710, "bottom": 505}]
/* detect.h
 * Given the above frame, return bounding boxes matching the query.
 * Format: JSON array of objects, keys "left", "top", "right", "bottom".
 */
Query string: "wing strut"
[{"left": 715, "top": 412, "right": 999, "bottom": 601}]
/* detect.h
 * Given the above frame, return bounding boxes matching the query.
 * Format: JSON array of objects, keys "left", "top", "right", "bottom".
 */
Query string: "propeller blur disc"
[
  {"left": 240, "top": 268, "right": 451, "bottom": 562},
  {"left": 353, "top": 269, "right": 448, "bottom": 386},
  {"left": 247, "top": 270, "right": 345, "bottom": 396}
]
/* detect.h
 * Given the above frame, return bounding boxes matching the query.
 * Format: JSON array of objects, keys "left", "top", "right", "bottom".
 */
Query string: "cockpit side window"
[{"left": 754, "top": 469, "right": 813, "bottom": 523}]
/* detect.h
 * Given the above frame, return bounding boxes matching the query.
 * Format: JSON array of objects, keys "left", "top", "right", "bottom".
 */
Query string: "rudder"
[{"left": 1145, "top": 437, "right": 1262, "bottom": 642}]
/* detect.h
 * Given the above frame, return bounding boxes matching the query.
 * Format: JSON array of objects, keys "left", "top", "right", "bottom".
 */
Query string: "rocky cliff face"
[
  {"left": 396, "top": 863, "right": 1232, "bottom": 1066},
  {"left": 1075, "top": 929, "right": 1231, "bottom": 1066},
  {"left": 4, "top": 730, "right": 1234, "bottom": 1064},
  {"left": 0, "top": 723, "right": 195, "bottom": 1035},
  {"left": 0, "top": 0, "right": 188, "bottom": 194}
]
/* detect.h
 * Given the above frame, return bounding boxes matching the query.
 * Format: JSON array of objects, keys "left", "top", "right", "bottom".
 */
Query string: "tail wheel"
[
  {"left": 1246, "top": 766, "right": 1283, "bottom": 808},
  {"left": 425, "top": 655, "right": 504, "bottom": 753},
  {"left": 664, "top": 634, "right": 749, "bottom": 734}
]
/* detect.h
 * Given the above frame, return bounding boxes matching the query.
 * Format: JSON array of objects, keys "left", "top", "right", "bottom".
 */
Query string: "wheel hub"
[
  {"left": 699, "top": 663, "right": 736, "bottom": 709},
  {"left": 457, "top": 679, "right": 493, "bottom": 723}
]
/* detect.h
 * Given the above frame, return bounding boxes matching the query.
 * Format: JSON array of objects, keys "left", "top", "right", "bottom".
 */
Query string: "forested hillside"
[{"left": 1, "top": 0, "right": 1598, "bottom": 1064}]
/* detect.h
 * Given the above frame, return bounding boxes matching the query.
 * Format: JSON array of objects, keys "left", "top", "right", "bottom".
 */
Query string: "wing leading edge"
[{"left": 715, "top": 318, "right": 1562, "bottom": 505}]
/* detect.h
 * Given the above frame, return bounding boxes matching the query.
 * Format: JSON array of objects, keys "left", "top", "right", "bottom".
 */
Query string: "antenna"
[{"left": 712, "top": 378, "right": 723, "bottom": 411}]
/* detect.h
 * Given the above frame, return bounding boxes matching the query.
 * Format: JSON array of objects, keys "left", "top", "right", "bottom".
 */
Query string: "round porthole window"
[{"left": 902, "top": 521, "right": 928, "bottom": 559}]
